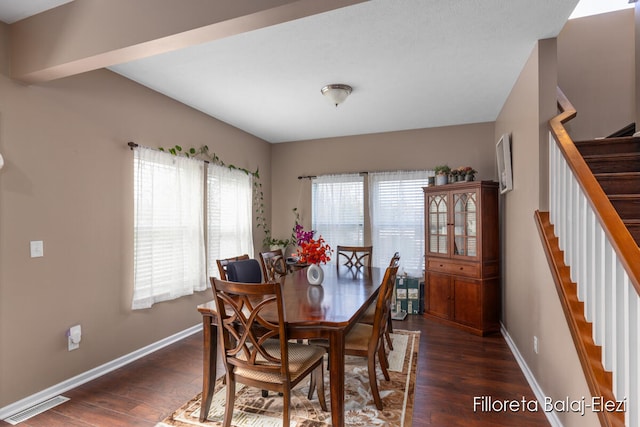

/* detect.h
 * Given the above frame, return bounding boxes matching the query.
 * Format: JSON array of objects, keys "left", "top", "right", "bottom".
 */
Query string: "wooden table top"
[{"left": 199, "top": 265, "right": 384, "bottom": 327}]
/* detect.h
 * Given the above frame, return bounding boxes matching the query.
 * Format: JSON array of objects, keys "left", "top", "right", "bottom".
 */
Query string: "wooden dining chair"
[
  {"left": 388, "top": 251, "right": 400, "bottom": 267},
  {"left": 259, "top": 249, "right": 288, "bottom": 282},
  {"left": 312, "top": 260, "right": 400, "bottom": 410},
  {"left": 361, "top": 252, "right": 400, "bottom": 350},
  {"left": 336, "top": 245, "right": 373, "bottom": 269},
  {"left": 216, "top": 254, "right": 250, "bottom": 280},
  {"left": 210, "top": 277, "right": 328, "bottom": 427}
]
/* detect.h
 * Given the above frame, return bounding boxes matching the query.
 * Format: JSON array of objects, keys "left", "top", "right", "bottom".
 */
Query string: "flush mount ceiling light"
[{"left": 321, "top": 84, "right": 352, "bottom": 107}]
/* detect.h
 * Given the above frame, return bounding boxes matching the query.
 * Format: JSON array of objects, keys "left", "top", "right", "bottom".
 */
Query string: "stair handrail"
[{"left": 549, "top": 87, "right": 640, "bottom": 295}]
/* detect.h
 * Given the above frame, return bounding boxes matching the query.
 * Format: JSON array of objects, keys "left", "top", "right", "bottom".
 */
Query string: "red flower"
[{"left": 296, "top": 236, "right": 332, "bottom": 265}]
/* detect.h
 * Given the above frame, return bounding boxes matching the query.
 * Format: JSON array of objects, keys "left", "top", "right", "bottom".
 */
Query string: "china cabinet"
[{"left": 423, "top": 181, "right": 500, "bottom": 335}]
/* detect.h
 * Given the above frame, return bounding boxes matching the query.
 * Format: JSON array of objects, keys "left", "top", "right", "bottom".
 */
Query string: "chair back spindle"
[{"left": 336, "top": 245, "right": 373, "bottom": 269}]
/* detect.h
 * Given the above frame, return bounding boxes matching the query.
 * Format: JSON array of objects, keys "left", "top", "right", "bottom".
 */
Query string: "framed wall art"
[{"left": 496, "top": 133, "right": 513, "bottom": 194}]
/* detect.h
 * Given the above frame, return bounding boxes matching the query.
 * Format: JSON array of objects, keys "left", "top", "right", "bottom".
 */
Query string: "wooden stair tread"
[
  {"left": 578, "top": 137, "right": 640, "bottom": 246},
  {"left": 575, "top": 136, "right": 640, "bottom": 156},
  {"left": 594, "top": 173, "right": 640, "bottom": 194},
  {"left": 574, "top": 135, "right": 640, "bottom": 144},
  {"left": 608, "top": 194, "right": 640, "bottom": 199},
  {"left": 594, "top": 171, "right": 640, "bottom": 177},
  {"left": 582, "top": 153, "right": 640, "bottom": 174},
  {"left": 583, "top": 152, "right": 640, "bottom": 160}
]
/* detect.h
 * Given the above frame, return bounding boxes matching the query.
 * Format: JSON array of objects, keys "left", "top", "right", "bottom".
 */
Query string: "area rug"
[{"left": 157, "top": 329, "right": 420, "bottom": 427}]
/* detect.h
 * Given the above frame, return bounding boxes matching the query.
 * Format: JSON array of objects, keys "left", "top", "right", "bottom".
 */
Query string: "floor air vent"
[{"left": 3, "top": 396, "right": 70, "bottom": 425}]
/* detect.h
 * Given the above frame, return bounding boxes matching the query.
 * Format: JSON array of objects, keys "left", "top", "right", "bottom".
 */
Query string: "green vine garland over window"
[{"left": 159, "top": 144, "right": 298, "bottom": 249}]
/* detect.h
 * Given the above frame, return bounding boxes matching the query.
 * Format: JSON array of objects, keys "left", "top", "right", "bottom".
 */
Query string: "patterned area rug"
[{"left": 157, "top": 329, "right": 420, "bottom": 427}]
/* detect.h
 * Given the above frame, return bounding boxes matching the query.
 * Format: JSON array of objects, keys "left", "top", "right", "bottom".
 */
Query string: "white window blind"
[
  {"left": 132, "top": 147, "right": 207, "bottom": 309},
  {"left": 369, "top": 171, "right": 431, "bottom": 275},
  {"left": 312, "top": 174, "right": 364, "bottom": 254},
  {"left": 207, "top": 164, "right": 254, "bottom": 278}
]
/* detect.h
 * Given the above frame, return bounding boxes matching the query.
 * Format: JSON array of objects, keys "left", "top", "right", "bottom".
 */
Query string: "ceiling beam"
[{"left": 9, "top": 0, "right": 366, "bottom": 84}]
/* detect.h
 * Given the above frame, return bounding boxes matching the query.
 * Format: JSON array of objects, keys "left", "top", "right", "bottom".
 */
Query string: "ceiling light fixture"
[{"left": 321, "top": 84, "right": 352, "bottom": 107}]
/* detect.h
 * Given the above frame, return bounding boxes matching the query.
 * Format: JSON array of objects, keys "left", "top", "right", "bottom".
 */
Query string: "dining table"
[{"left": 197, "top": 264, "right": 385, "bottom": 427}]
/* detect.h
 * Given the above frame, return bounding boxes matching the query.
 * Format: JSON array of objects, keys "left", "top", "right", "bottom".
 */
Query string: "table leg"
[
  {"left": 200, "top": 314, "right": 217, "bottom": 422},
  {"left": 329, "top": 331, "right": 345, "bottom": 427}
]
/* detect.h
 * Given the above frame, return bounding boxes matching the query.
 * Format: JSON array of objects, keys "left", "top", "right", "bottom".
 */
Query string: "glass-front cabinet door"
[
  {"left": 427, "top": 193, "right": 448, "bottom": 255},
  {"left": 452, "top": 190, "right": 478, "bottom": 258}
]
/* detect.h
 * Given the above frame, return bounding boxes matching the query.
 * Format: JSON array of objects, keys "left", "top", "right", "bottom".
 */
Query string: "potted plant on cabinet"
[
  {"left": 434, "top": 165, "right": 450, "bottom": 186},
  {"left": 459, "top": 166, "right": 477, "bottom": 181}
]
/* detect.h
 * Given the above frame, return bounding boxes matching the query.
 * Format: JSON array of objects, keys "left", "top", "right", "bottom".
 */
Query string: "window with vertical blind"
[
  {"left": 312, "top": 174, "right": 364, "bottom": 252},
  {"left": 369, "top": 171, "right": 431, "bottom": 276},
  {"left": 132, "top": 147, "right": 254, "bottom": 309},
  {"left": 207, "top": 163, "right": 254, "bottom": 278},
  {"left": 132, "top": 147, "right": 207, "bottom": 309}
]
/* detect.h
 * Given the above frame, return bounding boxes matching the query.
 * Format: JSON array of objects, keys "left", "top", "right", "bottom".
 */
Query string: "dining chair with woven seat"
[
  {"left": 312, "top": 259, "right": 400, "bottom": 410},
  {"left": 216, "top": 254, "right": 250, "bottom": 280},
  {"left": 210, "top": 277, "right": 328, "bottom": 427},
  {"left": 336, "top": 245, "right": 373, "bottom": 270},
  {"left": 259, "top": 249, "right": 288, "bottom": 282},
  {"left": 219, "top": 257, "right": 268, "bottom": 395},
  {"left": 360, "top": 252, "right": 400, "bottom": 350}
]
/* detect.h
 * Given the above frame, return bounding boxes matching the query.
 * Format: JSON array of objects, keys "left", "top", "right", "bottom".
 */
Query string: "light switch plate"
[{"left": 30, "top": 240, "right": 44, "bottom": 258}]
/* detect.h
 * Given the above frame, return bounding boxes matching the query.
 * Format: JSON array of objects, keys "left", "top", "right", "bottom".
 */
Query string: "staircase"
[
  {"left": 539, "top": 88, "right": 640, "bottom": 427},
  {"left": 574, "top": 136, "right": 640, "bottom": 246}
]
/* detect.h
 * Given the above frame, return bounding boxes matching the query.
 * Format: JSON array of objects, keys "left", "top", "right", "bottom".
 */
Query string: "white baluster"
[
  {"left": 585, "top": 208, "right": 596, "bottom": 323},
  {"left": 549, "top": 134, "right": 557, "bottom": 225},
  {"left": 612, "top": 258, "right": 626, "bottom": 398},
  {"left": 557, "top": 156, "right": 564, "bottom": 247},
  {"left": 577, "top": 190, "right": 587, "bottom": 302},
  {"left": 602, "top": 242, "right": 614, "bottom": 371},
  {"left": 594, "top": 227, "right": 605, "bottom": 347}
]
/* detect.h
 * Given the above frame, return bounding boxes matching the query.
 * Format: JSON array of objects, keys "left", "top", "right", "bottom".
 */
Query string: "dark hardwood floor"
[{"left": 2, "top": 315, "right": 550, "bottom": 426}]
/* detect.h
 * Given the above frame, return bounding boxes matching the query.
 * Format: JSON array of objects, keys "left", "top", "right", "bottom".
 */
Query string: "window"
[
  {"left": 132, "top": 147, "right": 207, "bottom": 309},
  {"left": 369, "top": 171, "right": 431, "bottom": 276},
  {"left": 207, "top": 163, "right": 254, "bottom": 278},
  {"left": 312, "top": 174, "right": 364, "bottom": 252}
]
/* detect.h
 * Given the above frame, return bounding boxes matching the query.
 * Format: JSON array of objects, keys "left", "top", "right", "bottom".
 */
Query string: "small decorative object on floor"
[{"left": 294, "top": 224, "right": 332, "bottom": 285}]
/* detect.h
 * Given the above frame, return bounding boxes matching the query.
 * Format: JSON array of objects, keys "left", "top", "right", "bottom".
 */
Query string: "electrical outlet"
[
  {"left": 67, "top": 325, "right": 81, "bottom": 351},
  {"left": 533, "top": 336, "right": 539, "bottom": 354},
  {"left": 30, "top": 240, "right": 44, "bottom": 258}
]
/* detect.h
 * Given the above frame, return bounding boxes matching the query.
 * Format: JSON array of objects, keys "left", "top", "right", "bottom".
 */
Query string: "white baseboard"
[
  {"left": 0, "top": 324, "right": 202, "bottom": 420},
  {"left": 500, "top": 323, "right": 563, "bottom": 427}
]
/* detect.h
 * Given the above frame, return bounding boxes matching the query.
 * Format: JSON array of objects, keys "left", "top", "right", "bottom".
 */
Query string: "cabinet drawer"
[{"left": 427, "top": 259, "right": 479, "bottom": 278}]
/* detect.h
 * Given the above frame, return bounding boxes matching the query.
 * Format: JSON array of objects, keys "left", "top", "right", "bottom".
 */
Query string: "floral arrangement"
[
  {"left": 434, "top": 164, "right": 451, "bottom": 176},
  {"left": 457, "top": 166, "right": 477, "bottom": 175},
  {"left": 294, "top": 224, "right": 333, "bottom": 265},
  {"left": 295, "top": 223, "right": 314, "bottom": 245}
]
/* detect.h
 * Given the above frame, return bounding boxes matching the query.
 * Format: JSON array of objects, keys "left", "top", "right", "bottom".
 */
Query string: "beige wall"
[
  {"left": 0, "top": 64, "right": 271, "bottom": 405},
  {"left": 558, "top": 9, "right": 635, "bottom": 140},
  {"left": 496, "top": 40, "right": 598, "bottom": 427},
  {"left": 270, "top": 123, "right": 496, "bottom": 239}
]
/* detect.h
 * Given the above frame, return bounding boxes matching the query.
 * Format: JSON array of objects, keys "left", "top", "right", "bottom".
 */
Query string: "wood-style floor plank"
[
  {"left": 404, "top": 316, "right": 549, "bottom": 426},
  {"left": 1, "top": 316, "right": 550, "bottom": 426}
]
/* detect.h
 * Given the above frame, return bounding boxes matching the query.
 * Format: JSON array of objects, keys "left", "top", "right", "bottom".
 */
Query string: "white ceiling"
[
  {"left": 0, "top": 0, "right": 590, "bottom": 143},
  {"left": 0, "top": 0, "right": 72, "bottom": 24}
]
